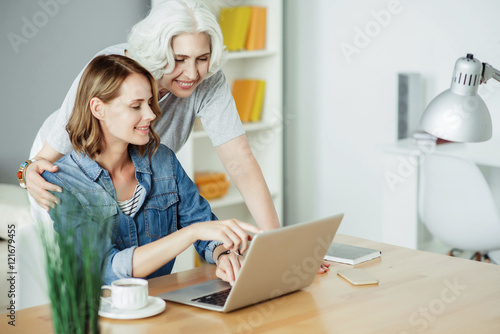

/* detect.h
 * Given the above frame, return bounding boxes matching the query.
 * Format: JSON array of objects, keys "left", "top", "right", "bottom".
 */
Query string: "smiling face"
[
  {"left": 96, "top": 73, "right": 157, "bottom": 150},
  {"left": 156, "top": 32, "right": 211, "bottom": 98}
]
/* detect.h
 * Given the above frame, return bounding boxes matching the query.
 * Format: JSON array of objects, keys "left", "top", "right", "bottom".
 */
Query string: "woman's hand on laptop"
[
  {"left": 191, "top": 219, "right": 261, "bottom": 286},
  {"left": 215, "top": 250, "right": 243, "bottom": 286},
  {"left": 194, "top": 219, "right": 261, "bottom": 254}
]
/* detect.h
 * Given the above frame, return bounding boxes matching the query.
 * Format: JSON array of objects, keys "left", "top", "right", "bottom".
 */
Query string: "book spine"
[
  {"left": 245, "top": 7, "right": 267, "bottom": 51},
  {"left": 219, "top": 7, "right": 252, "bottom": 51},
  {"left": 249, "top": 80, "right": 265, "bottom": 122},
  {"left": 232, "top": 79, "right": 259, "bottom": 122}
]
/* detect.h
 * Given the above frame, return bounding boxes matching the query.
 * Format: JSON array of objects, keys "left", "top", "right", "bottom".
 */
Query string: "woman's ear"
[{"left": 90, "top": 97, "right": 105, "bottom": 120}]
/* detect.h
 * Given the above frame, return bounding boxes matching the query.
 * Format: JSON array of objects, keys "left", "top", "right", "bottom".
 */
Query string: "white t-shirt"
[{"left": 30, "top": 43, "right": 244, "bottom": 157}]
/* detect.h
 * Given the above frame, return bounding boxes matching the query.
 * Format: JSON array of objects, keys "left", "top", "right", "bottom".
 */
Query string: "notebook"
[
  {"left": 158, "top": 214, "right": 344, "bottom": 312},
  {"left": 324, "top": 242, "right": 381, "bottom": 265}
]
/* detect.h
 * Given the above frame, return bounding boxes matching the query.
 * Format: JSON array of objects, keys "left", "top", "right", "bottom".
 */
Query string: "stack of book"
[
  {"left": 219, "top": 6, "right": 267, "bottom": 51},
  {"left": 231, "top": 79, "right": 265, "bottom": 123}
]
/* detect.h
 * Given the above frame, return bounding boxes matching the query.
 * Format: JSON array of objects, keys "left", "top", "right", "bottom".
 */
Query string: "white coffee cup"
[{"left": 101, "top": 278, "right": 149, "bottom": 310}]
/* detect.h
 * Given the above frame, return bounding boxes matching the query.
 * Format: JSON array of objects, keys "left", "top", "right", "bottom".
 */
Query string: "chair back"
[{"left": 419, "top": 152, "right": 500, "bottom": 252}]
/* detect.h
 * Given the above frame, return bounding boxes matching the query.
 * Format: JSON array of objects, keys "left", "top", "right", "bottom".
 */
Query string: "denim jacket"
[{"left": 43, "top": 144, "right": 219, "bottom": 285}]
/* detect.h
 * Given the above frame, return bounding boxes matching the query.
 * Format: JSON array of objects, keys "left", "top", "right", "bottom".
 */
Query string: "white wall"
[
  {"left": 284, "top": 0, "right": 500, "bottom": 241},
  {"left": 0, "top": 0, "right": 149, "bottom": 184}
]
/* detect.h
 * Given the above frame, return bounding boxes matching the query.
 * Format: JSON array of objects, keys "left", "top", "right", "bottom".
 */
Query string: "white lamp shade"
[
  {"left": 420, "top": 54, "right": 493, "bottom": 142},
  {"left": 420, "top": 89, "right": 492, "bottom": 142}
]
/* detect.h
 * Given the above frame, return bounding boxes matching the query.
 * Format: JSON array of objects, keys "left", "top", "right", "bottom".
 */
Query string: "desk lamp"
[{"left": 420, "top": 54, "right": 500, "bottom": 142}]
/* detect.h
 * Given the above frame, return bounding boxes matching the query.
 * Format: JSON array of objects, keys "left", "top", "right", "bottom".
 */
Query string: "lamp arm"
[{"left": 481, "top": 63, "right": 500, "bottom": 84}]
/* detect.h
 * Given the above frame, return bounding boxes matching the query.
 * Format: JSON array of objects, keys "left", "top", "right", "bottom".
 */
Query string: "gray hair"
[{"left": 127, "top": 0, "right": 226, "bottom": 80}]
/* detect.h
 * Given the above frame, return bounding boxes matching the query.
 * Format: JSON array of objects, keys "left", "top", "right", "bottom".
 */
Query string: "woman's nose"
[
  {"left": 183, "top": 61, "right": 197, "bottom": 80},
  {"left": 144, "top": 105, "right": 156, "bottom": 121}
]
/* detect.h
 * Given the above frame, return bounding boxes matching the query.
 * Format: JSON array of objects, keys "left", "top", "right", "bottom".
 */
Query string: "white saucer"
[{"left": 99, "top": 296, "right": 166, "bottom": 320}]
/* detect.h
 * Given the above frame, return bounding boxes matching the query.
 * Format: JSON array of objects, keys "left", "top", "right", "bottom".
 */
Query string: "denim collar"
[{"left": 70, "top": 147, "right": 152, "bottom": 182}]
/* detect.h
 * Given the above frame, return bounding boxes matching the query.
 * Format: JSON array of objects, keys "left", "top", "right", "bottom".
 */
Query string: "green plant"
[{"left": 40, "top": 219, "right": 107, "bottom": 334}]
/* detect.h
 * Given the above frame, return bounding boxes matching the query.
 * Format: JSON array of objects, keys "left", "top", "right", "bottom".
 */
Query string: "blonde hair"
[
  {"left": 127, "top": 0, "right": 226, "bottom": 80},
  {"left": 66, "top": 54, "right": 161, "bottom": 160}
]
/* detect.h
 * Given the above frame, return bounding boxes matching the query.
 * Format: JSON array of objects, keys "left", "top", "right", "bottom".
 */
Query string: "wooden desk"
[{"left": 4, "top": 234, "right": 500, "bottom": 333}]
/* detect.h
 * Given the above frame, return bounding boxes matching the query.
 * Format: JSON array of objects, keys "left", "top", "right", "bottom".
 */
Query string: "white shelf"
[
  {"left": 208, "top": 185, "right": 279, "bottom": 209},
  {"left": 227, "top": 49, "right": 277, "bottom": 60},
  {"left": 208, "top": 186, "right": 243, "bottom": 208},
  {"left": 242, "top": 121, "right": 279, "bottom": 132},
  {"left": 192, "top": 121, "right": 280, "bottom": 139}
]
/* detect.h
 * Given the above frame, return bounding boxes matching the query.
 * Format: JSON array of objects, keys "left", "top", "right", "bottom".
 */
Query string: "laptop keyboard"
[{"left": 191, "top": 288, "right": 231, "bottom": 307}]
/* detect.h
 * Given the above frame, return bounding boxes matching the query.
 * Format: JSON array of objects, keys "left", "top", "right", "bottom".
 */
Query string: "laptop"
[{"left": 158, "top": 213, "right": 344, "bottom": 312}]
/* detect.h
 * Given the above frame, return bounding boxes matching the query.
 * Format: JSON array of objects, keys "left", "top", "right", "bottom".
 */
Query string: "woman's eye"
[
  {"left": 175, "top": 59, "right": 184, "bottom": 62},
  {"left": 132, "top": 105, "right": 140, "bottom": 110}
]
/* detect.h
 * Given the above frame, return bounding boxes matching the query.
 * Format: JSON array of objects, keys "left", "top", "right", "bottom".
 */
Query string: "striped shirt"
[{"left": 118, "top": 183, "right": 145, "bottom": 217}]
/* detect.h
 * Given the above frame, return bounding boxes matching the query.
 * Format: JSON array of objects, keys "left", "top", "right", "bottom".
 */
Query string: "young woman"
[
  {"left": 42, "top": 54, "right": 261, "bottom": 285},
  {"left": 23, "top": 0, "right": 280, "bottom": 232}
]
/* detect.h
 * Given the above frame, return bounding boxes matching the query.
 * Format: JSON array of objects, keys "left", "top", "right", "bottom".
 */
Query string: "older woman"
[{"left": 22, "top": 0, "right": 280, "bottom": 233}]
